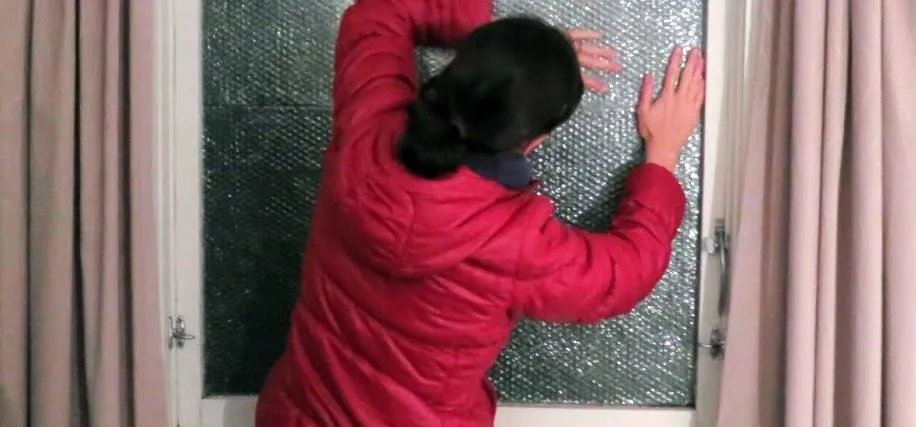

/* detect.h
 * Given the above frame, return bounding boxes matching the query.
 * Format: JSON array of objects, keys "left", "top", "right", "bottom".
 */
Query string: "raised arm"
[
  {"left": 512, "top": 164, "right": 687, "bottom": 323},
  {"left": 512, "top": 47, "right": 705, "bottom": 324},
  {"left": 332, "top": 0, "right": 492, "bottom": 138}
]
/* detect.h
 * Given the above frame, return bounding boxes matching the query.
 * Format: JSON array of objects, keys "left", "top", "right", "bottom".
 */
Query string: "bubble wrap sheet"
[{"left": 202, "top": 0, "right": 704, "bottom": 405}]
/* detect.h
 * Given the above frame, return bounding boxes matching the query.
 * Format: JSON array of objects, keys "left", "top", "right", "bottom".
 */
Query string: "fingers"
[
  {"left": 661, "top": 47, "right": 683, "bottom": 96},
  {"left": 693, "top": 79, "right": 706, "bottom": 108},
  {"left": 582, "top": 73, "right": 609, "bottom": 93},
  {"left": 577, "top": 43, "right": 616, "bottom": 59},
  {"left": 638, "top": 74, "right": 655, "bottom": 113},
  {"left": 678, "top": 49, "right": 706, "bottom": 107},
  {"left": 577, "top": 46, "right": 621, "bottom": 72},
  {"left": 570, "top": 33, "right": 620, "bottom": 92},
  {"left": 683, "top": 50, "right": 705, "bottom": 106},
  {"left": 577, "top": 54, "right": 622, "bottom": 72},
  {"left": 567, "top": 29, "right": 602, "bottom": 41},
  {"left": 678, "top": 49, "right": 700, "bottom": 95},
  {"left": 692, "top": 57, "right": 706, "bottom": 107}
]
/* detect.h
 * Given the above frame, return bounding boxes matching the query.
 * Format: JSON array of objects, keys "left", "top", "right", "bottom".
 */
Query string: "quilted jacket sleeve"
[
  {"left": 331, "top": 0, "right": 492, "bottom": 143},
  {"left": 512, "top": 164, "right": 687, "bottom": 324}
]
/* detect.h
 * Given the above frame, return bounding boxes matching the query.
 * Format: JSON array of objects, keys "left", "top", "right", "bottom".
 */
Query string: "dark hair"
[{"left": 397, "top": 17, "right": 584, "bottom": 179}]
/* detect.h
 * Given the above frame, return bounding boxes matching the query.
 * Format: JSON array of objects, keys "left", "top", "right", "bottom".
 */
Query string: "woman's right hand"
[{"left": 636, "top": 47, "right": 706, "bottom": 172}]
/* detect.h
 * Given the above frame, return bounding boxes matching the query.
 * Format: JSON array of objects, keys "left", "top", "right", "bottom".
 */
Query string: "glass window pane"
[{"left": 202, "top": 0, "right": 704, "bottom": 406}]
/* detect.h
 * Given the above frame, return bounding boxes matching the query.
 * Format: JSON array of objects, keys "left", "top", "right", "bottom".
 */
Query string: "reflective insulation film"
[{"left": 202, "top": 0, "right": 705, "bottom": 405}]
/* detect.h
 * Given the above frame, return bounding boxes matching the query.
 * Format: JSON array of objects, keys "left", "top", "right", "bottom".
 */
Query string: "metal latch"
[
  {"left": 703, "top": 218, "right": 731, "bottom": 316},
  {"left": 700, "top": 218, "right": 731, "bottom": 359},
  {"left": 168, "top": 315, "right": 196, "bottom": 349},
  {"left": 698, "top": 326, "right": 726, "bottom": 359}
]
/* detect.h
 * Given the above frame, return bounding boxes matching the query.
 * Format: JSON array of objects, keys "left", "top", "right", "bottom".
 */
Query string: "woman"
[{"left": 256, "top": 0, "right": 705, "bottom": 425}]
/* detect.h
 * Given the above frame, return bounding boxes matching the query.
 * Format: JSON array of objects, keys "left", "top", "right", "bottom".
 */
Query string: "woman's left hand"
[{"left": 568, "top": 29, "right": 621, "bottom": 93}]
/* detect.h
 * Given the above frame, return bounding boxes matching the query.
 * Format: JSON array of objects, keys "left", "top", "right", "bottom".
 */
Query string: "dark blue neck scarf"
[{"left": 464, "top": 153, "right": 532, "bottom": 190}]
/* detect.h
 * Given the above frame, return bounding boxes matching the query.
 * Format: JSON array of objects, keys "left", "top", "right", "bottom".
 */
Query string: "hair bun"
[{"left": 396, "top": 90, "right": 467, "bottom": 179}]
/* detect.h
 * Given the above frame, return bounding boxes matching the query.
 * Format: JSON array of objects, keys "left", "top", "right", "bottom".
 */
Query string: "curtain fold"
[
  {"left": 0, "top": 1, "right": 167, "bottom": 426},
  {"left": 881, "top": 2, "right": 916, "bottom": 425},
  {"left": 0, "top": 1, "right": 31, "bottom": 426},
  {"left": 718, "top": 0, "right": 916, "bottom": 426}
]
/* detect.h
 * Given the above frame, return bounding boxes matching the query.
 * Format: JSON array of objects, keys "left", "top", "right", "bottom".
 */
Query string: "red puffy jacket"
[{"left": 255, "top": 0, "right": 686, "bottom": 425}]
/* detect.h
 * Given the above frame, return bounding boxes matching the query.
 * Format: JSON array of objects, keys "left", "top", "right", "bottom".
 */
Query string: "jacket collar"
[{"left": 464, "top": 153, "right": 533, "bottom": 190}]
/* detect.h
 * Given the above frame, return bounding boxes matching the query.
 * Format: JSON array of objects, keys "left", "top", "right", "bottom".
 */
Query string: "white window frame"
[{"left": 153, "top": 0, "right": 751, "bottom": 425}]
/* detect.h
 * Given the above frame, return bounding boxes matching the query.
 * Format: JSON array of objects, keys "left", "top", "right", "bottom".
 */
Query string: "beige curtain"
[
  {"left": 718, "top": 0, "right": 916, "bottom": 426},
  {"left": 0, "top": 1, "right": 167, "bottom": 426}
]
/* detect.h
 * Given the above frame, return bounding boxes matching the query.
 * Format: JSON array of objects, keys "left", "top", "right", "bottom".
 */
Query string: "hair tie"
[{"left": 450, "top": 119, "right": 467, "bottom": 138}]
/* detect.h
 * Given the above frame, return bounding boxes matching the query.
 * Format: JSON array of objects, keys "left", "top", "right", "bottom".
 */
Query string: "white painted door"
[{"left": 154, "top": 0, "right": 749, "bottom": 425}]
